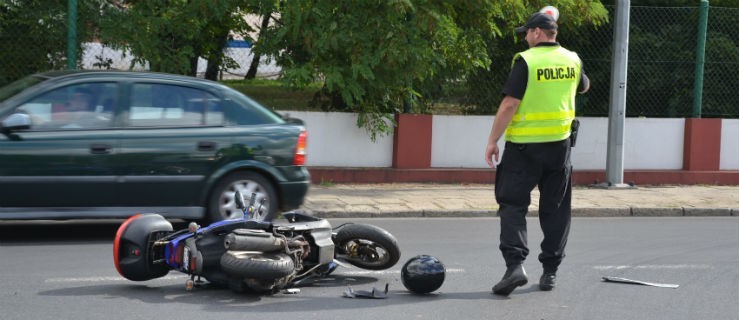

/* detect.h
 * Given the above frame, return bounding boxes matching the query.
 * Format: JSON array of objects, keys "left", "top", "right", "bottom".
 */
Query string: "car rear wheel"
[{"left": 208, "top": 171, "right": 278, "bottom": 222}]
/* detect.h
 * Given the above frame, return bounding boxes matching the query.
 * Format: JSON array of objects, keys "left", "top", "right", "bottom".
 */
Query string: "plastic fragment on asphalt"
[
  {"left": 602, "top": 276, "right": 679, "bottom": 288},
  {"left": 342, "top": 283, "right": 389, "bottom": 299}
]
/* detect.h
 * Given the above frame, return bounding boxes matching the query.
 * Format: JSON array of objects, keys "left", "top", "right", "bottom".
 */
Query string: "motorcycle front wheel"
[{"left": 334, "top": 224, "right": 400, "bottom": 270}]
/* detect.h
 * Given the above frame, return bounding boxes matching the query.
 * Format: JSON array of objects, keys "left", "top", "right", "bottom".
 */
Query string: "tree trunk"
[
  {"left": 189, "top": 57, "right": 199, "bottom": 77},
  {"left": 245, "top": 14, "right": 271, "bottom": 80},
  {"left": 204, "top": 58, "right": 219, "bottom": 80},
  {"left": 204, "top": 30, "right": 230, "bottom": 80}
]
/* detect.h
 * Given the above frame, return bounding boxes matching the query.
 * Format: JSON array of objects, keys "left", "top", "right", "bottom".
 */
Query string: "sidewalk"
[{"left": 300, "top": 183, "right": 739, "bottom": 218}]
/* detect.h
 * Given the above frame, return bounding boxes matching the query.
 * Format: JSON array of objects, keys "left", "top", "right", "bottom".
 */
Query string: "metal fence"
[
  {"left": 458, "top": 5, "right": 737, "bottom": 118},
  {"left": 1, "top": 4, "right": 737, "bottom": 118},
  {"left": 79, "top": 41, "right": 282, "bottom": 80},
  {"left": 565, "top": 5, "right": 738, "bottom": 118}
]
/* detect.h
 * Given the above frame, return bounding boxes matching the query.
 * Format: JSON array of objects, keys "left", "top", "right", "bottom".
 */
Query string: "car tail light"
[{"left": 293, "top": 130, "right": 307, "bottom": 165}]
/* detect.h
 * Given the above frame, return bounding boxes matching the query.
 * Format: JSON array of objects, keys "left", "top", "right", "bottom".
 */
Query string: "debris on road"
[{"left": 602, "top": 276, "right": 679, "bottom": 288}]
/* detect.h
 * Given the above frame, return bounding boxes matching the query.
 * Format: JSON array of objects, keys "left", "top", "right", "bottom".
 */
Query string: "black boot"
[
  {"left": 492, "top": 264, "right": 528, "bottom": 296},
  {"left": 539, "top": 272, "right": 556, "bottom": 291}
]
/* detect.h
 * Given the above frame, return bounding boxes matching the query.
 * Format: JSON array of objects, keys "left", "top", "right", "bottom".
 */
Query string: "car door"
[
  {"left": 115, "top": 81, "right": 231, "bottom": 209},
  {"left": 0, "top": 82, "right": 120, "bottom": 208}
]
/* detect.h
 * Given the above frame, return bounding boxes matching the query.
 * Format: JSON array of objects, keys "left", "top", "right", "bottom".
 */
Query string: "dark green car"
[{"left": 0, "top": 71, "right": 310, "bottom": 222}]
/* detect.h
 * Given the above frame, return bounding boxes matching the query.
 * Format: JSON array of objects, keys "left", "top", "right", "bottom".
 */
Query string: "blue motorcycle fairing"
[{"left": 164, "top": 218, "right": 273, "bottom": 271}]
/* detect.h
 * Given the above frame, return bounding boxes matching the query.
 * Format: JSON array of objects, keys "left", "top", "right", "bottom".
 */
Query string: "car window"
[
  {"left": 14, "top": 82, "right": 116, "bottom": 130},
  {"left": 0, "top": 74, "right": 46, "bottom": 102},
  {"left": 129, "top": 83, "right": 223, "bottom": 127},
  {"left": 224, "top": 91, "right": 285, "bottom": 125}
]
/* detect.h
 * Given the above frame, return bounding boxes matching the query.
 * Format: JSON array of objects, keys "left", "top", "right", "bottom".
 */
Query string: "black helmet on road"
[{"left": 401, "top": 255, "right": 445, "bottom": 294}]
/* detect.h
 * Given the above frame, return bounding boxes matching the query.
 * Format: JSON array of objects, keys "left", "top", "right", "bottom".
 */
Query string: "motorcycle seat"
[
  {"left": 201, "top": 219, "right": 272, "bottom": 235},
  {"left": 282, "top": 210, "right": 321, "bottom": 222}
]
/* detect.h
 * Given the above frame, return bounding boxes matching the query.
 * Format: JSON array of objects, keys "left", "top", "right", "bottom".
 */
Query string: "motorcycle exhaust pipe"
[{"left": 224, "top": 229, "right": 285, "bottom": 252}]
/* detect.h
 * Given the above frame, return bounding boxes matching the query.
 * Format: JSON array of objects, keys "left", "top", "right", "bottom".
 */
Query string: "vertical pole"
[
  {"left": 67, "top": 0, "right": 78, "bottom": 70},
  {"left": 404, "top": 12, "right": 414, "bottom": 114},
  {"left": 693, "top": 0, "right": 709, "bottom": 118},
  {"left": 604, "top": 0, "right": 630, "bottom": 188}
]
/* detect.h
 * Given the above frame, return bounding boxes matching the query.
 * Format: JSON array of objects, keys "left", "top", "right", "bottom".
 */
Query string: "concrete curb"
[{"left": 306, "top": 207, "right": 739, "bottom": 218}]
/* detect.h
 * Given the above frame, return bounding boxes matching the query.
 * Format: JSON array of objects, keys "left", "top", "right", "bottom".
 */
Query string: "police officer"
[{"left": 484, "top": 10, "right": 590, "bottom": 296}]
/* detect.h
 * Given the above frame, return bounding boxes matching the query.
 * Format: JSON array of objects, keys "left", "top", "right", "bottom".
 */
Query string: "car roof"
[
  {"left": 35, "top": 70, "right": 227, "bottom": 88},
  {"left": 1, "top": 70, "right": 237, "bottom": 108}
]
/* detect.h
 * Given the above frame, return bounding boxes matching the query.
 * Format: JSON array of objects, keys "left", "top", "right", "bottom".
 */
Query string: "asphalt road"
[{"left": 1, "top": 217, "right": 737, "bottom": 320}]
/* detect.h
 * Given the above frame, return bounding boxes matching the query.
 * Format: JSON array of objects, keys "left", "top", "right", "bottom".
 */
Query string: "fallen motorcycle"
[{"left": 113, "top": 192, "right": 400, "bottom": 293}]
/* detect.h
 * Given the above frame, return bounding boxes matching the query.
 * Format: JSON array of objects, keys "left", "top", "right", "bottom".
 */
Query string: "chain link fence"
[
  {"left": 702, "top": 6, "right": 738, "bottom": 118},
  {"left": 573, "top": 5, "right": 738, "bottom": 118},
  {"left": 1, "top": 4, "right": 736, "bottom": 118},
  {"left": 79, "top": 40, "right": 281, "bottom": 80},
  {"left": 458, "top": 5, "right": 737, "bottom": 118}
]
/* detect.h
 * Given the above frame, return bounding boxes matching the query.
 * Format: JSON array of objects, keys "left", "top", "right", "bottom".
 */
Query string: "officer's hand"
[{"left": 485, "top": 142, "right": 499, "bottom": 168}]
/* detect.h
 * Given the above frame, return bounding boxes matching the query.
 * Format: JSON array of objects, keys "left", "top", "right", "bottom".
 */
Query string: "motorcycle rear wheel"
[
  {"left": 220, "top": 251, "right": 294, "bottom": 280},
  {"left": 334, "top": 224, "right": 400, "bottom": 270}
]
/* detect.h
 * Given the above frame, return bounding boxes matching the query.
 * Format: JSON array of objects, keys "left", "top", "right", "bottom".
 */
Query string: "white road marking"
[
  {"left": 44, "top": 269, "right": 466, "bottom": 283},
  {"left": 593, "top": 264, "right": 711, "bottom": 270},
  {"left": 45, "top": 275, "right": 187, "bottom": 283},
  {"left": 45, "top": 265, "right": 708, "bottom": 283},
  {"left": 342, "top": 268, "right": 465, "bottom": 275}
]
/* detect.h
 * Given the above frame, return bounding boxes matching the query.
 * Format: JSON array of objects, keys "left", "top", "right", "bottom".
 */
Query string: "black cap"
[{"left": 515, "top": 12, "right": 558, "bottom": 33}]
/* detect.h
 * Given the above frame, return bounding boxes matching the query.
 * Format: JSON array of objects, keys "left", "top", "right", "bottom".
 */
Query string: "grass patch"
[
  {"left": 319, "top": 178, "right": 334, "bottom": 187},
  {"left": 221, "top": 79, "right": 319, "bottom": 110},
  {"left": 220, "top": 79, "right": 468, "bottom": 115}
]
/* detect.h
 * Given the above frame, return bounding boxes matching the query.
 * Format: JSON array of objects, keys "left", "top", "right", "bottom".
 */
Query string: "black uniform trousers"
[{"left": 494, "top": 138, "right": 572, "bottom": 273}]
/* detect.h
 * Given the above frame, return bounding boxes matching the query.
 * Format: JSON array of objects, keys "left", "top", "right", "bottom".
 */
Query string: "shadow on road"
[
  {"left": 0, "top": 219, "right": 188, "bottom": 243},
  {"left": 37, "top": 274, "right": 417, "bottom": 312}
]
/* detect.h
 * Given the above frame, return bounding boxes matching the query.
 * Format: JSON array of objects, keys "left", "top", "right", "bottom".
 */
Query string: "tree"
[
  {"left": 243, "top": 0, "right": 280, "bottom": 80},
  {"left": 462, "top": 0, "right": 609, "bottom": 115},
  {"left": 0, "top": 0, "right": 103, "bottom": 85},
  {"left": 100, "top": 0, "right": 253, "bottom": 77},
  {"left": 258, "top": 0, "right": 608, "bottom": 139}
]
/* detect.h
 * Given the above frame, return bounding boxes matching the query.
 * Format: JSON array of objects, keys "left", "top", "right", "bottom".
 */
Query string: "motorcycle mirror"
[{"left": 234, "top": 191, "right": 245, "bottom": 209}]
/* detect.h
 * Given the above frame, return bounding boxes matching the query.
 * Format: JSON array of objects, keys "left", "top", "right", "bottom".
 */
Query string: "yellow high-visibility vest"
[{"left": 506, "top": 46, "right": 581, "bottom": 143}]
